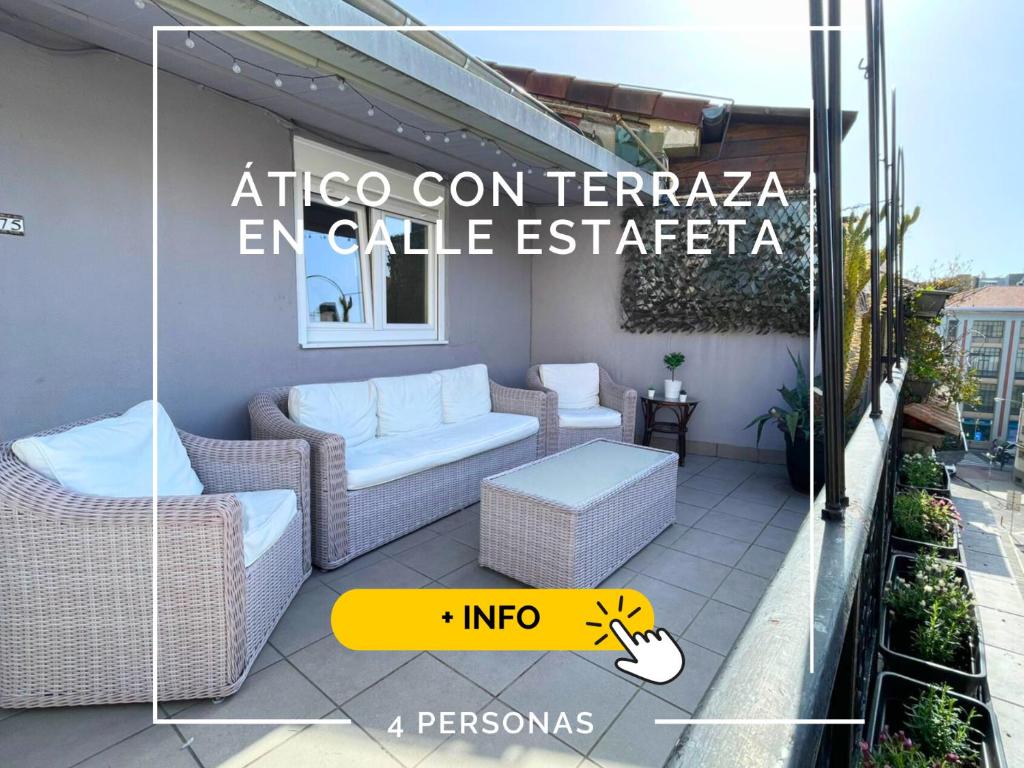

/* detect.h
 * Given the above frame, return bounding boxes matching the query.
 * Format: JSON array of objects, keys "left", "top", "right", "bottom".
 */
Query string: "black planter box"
[
  {"left": 881, "top": 554, "right": 985, "bottom": 698},
  {"left": 905, "top": 378, "right": 934, "bottom": 402},
  {"left": 867, "top": 672, "right": 1005, "bottom": 768},
  {"left": 911, "top": 289, "right": 956, "bottom": 318},
  {"left": 898, "top": 461, "right": 950, "bottom": 494},
  {"left": 891, "top": 489, "right": 961, "bottom": 559}
]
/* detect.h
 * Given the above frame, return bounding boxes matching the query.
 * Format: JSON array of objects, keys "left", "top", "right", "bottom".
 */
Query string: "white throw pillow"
[
  {"left": 371, "top": 373, "right": 443, "bottom": 436},
  {"left": 11, "top": 400, "right": 203, "bottom": 498},
  {"left": 539, "top": 363, "right": 600, "bottom": 409},
  {"left": 288, "top": 381, "right": 377, "bottom": 447},
  {"left": 435, "top": 364, "right": 492, "bottom": 423}
]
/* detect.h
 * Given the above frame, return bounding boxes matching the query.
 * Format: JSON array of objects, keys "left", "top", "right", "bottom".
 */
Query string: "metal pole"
[
  {"left": 897, "top": 148, "right": 906, "bottom": 362},
  {"left": 880, "top": 4, "right": 892, "bottom": 383},
  {"left": 887, "top": 90, "right": 897, "bottom": 379},
  {"left": 810, "top": 0, "right": 845, "bottom": 517},
  {"left": 828, "top": 0, "right": 847, "bottom": 503},
  {"left": 866, "top": 0, "right": 883, "bottom": 418}
]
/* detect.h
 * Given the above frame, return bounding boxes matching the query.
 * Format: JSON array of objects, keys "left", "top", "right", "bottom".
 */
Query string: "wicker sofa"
[
  {"left": 0, "top": 405, "right": 310, "bottom": 708},
  {"left": 249, "top": 365, "right": 554, "bottom": 570},
  {"left": 526, "top": 363, "right": 638, "bottom": 453}
]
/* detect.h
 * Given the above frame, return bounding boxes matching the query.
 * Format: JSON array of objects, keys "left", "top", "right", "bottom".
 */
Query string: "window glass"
[
  {"left": 946, "top": 318, "right": 959, "bottom": 342},
  {"left": 971, "top": 346, "right": 1001, "bottom": 376},
  {"left": 976, "top": 383, "right": 997, "bottom": 411},
  {"left": 1015, "top": 347, "right": 1024, "bottom": 378},
  {"left": 963, "top": 417, "right": 992, "bottom": 442},
  {"left": 304, "top": 202, "right": 365, "bottom": 324},
  {"left": 384, "top": 215, "right": 429, "bottom": 325},
  {"left": 973, "top": 320, "right": 1005, "bottom": 342}
]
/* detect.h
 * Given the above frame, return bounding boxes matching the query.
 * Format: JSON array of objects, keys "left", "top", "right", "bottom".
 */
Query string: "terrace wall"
[{"left": 0, "top": 36, "right": 532, "bottom": 440}]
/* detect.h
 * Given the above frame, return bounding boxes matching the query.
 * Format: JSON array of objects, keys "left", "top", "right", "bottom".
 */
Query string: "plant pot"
[
  {"left": 664, "top": 379, "right": 682, "bottom": 400},
  {"left": 906, "top": 378, "right": 934, "bottom": 402},
  {"left": 679, "top": 392, "right": 688, "bottom": 403},
  {"left": 899, "top": 460, "right": 950, "bottom": 493},
  {"left": 866, "top": 672, "right": 1005, "bottom": 768},
  {"left": 782, "top": 428, "right": 824, "bottom": 495},
  {"left": 647, "top": 389, "right": 656, "bottom": 399},
  {"left": 890, "top": 492, "right": 962, "bottom": 558},
  {"left": 881, "top": 555, "right": 985, "bottom": 697},
  {"left": 912, "top": 289, "right": 955, "bottom": 318}
]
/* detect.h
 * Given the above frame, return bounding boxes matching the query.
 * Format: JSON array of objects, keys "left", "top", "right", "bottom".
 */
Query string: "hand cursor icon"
[{"left": 609, "top": 619, "right": 685, "bottom": 684}]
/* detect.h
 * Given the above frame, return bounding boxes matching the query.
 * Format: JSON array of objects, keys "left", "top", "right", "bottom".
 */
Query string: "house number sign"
[{"left": 0, "top": 213, "right": 25, "bottom": 236}]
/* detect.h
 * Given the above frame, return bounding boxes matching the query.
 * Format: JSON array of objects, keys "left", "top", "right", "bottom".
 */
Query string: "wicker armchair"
[
  {"left": 249, "top": 380, "right": 554, "bottom": 570},
  {"left": 0, "top": 415, "right": 311, "bottom": 709},
  {"left": 526, "top": 364, "right": 638, "bottom": 453}
]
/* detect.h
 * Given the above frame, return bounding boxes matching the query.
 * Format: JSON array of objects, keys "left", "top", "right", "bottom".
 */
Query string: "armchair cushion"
[
  {"left": 346, "top": 412, "right": 538, "bottom": 490},
  {"left": 558, "top": 405, "right": 623, "bottom": 429},
  {"left": 288, "top": 381, "right": 377, "bottom": 447},
  {"left": 539, "top": 363, "right": 600, "bottom": 409},
  {"left": 235, "top": 489, "right": 298, "bottom": 567},
  {"left": 11, "top": 400, "right": 203, "bottom": 497},
  {"left": 371, "top": 373, "right": 443, "bottom": 436},
  {"left": 436, "top": 364, "right": 492, "bottom": 423}
]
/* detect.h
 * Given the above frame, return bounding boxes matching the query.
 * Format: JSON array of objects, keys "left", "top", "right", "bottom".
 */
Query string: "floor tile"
[
  {"left": 753, "top": 525, "right": 799, "bottom": 554},
  {"left": 376, "top": 527, "right": 440, "bottom": 556},
  {"left": 735, "top": 545, "right": 786, "bottom": 578},
  {"left": 978, "top": 607, "right": 1024, "bottom": 654},
  {"left": 76, "top": 724, "right": 196, "bottom": 768},
  {"left": 644, "top": 640, "right": 725, "bottom": 713},
  {"left": 590, "top": 689, "right": 688, "bottom": 768},
  {"left": 0, "top": 708, "right": 21, "bottom": 721},
  {"left": 729, "top": 480, "right": 791, "bottom": 507},
  {"left": 675, "top": 488, "right": 727, "bottom": 510},
  {"left": 697, "top": 459, "right": 759, "bottom": 481},
  {"left": 251, "top": 643, "right": 283, "bottom": 675},
  {"left": 712, "top": 497, "right": 780, "bottom": 523},
  {"left": 782, "top": 494, "right": 811, "bottom": 512},
  {"left": 418, "top": 699, "right": 584, "bottom": 768},
  {"left": 500, "top": 653, "right": 634, "bottom": 753},
  {"left": 682, "top": 601, "right": 750, "bottom": 655},
  {"left": 431, "top": 651, "right": 545, "bottom": 696},
  {"left": 971, "top": 574, "right": 1024, "bottom": 617},
  {"left": 624, "top": 543, "right": 668, "bottom": 573},
  {"left": 323, "top": 558, "right": 431, "bottom": 595},
  {"left": 680, "top": 474, "right": 744, "bottom": 496},
  {"left": 985, "top": 646, "right": 1024, "bottom": 707},
  {"left": 674, "top": 503, "right": 708, "bottom": 527},
  {"left": 653, "top": 524, "right": 687, "bottom": 547},
  {"left": 712, "top": 570, "right": 769, "bottom": 611},
  {"left": 670, "top": 529, "right": 749, "bottom": 567},
  {"left": 439, "top": 562, "right": 524, "bottom": 589},
  {"left": 692, "top": 510, "right": 766, "bottom": 544},
  {"left": 427, "top": 504, "right": 479, "bottom": 534},
  {"left": 0, "top": 704, "right": 151, "bottom": 768},
  {"left": 599, "top": 567, "right": 637, "bottom": 589},
  {"left": 678, "top": 455, "right": 715, "bottom": 472},
  {"left": 247, "top": 713, "right": 402, "bottom": 768},
  {"left": 393, "top": 536, "right": 478, "bottom": 580},
  {"left": 446, "top": 518, "right": 482, "bottom": 548},
  {"left": 626, "top": 573, "right": 707, "bottom": 633},
  {"left": 289, "top": 635, "right": 418, "bottom": 705},
  {"left": 992, "top": 699, "right": 1024, "bottom": 768},
  {"left": 268, "top": 582, "right": 343, "bottom": 656},
  {"left": 317, "top": 550, "right": 387, "bottom": 583},
  {"left": 344, "top": 654, "right": 491, "bottom": 766},
  {"left": 174, "top": 663, "right": 334, "bottom": 767},
  {"left": 769, "top": 509, "right": 806, "bottom": 532},
  {"left": 641, "top": 548, "right": 731, "bottom": 597}
]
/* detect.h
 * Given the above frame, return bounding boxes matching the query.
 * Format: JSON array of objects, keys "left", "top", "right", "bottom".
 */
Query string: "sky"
[{"left": 398, "top": 0, "right": 1023, "bottom": 279}]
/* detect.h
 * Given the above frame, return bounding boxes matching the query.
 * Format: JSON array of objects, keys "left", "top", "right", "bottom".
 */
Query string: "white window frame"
[{"left": 294, "top": 137, "right": 447, "bottom": 348}]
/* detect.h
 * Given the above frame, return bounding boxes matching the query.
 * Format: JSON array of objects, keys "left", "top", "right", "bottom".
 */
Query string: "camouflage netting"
[{"left": 620, "top": 195, "right": 810, "bottom": 335}]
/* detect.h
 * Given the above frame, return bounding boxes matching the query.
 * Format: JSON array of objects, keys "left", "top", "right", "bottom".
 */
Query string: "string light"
[
  {"left": 396, "top": 123, "right": 404, "bottom": 134},
  {"left": 443, "top": 135, "right": 451, "bottom": 143},
  {"left": 231, "top": 60, "right": 241, "bottom": 74},
  {"left": 273, "top": 75, "right": 283, "bottom": 88},
  {"left": 336, "top": 77, "right": 347, "bottom": 92},
  {"left": 461, "top": 132, "right": 468, "bottom": 140},
  {"left": 184, "top": 32, "right": 195, "bottom": 49},
  {"left": 309, "top": 79, "right": 318, "bottom": 91},
  {"left": 134, "top": 0, "right": 146, "bottom": 8},
  {"left": 424, "top": 133, "right": 432, "bottom": 142},
  {"left": 367, "top": 106, "right": 375, "bottom": 117}
]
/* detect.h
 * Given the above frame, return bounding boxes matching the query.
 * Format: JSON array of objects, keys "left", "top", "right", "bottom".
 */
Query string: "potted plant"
[
  {"left": 891, "top": 488, "right": 962, "bottom": 558},
  {"left": 882, "top": 552, "right": 984, "bottom": 697},
  {"left": 647, "top": 385, "right": 657, "bottom": 399},
  {"left": 679, "top": 389, "right": 688, "bottom": 403},
  {"left": 900, "top": 453, "right": 951, "bottom": 494},
  {"left": 663, "top": 353, "right": 685, "bottom": 400},
  {"left": 864, "top": 673, "right": 1005, "bottom": 767},
  {"left": 746, "top": 350, "right": 823, "bottom": 494}
]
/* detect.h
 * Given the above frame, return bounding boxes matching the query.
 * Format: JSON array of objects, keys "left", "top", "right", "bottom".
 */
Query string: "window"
[
  {"left": 946, "top": 318, "right": 959, "bottom": 342},
  {"left": 1010, "top": 420, "right": 1020, "bottom": 443},
  {"left": 962, "top": 417, "right": 992, "bottom": 442},
  {"left": 972, "top": 320, "right": 1005, "bottom": 342},
  {"left": 294, "top": 138, "right": 446, "bottom": 348},
  {"left": 975, "top": 383, "right": 997, "bottom": 411},
  {"left": 1013, "top": 384, "right": 1024, "bottom": 411},
  {"left": 1015, "top": 347, "right": 1024, "bottom": 379},
  {"left": 970, "top": 346, "right": 1001, "bottom": 377}
]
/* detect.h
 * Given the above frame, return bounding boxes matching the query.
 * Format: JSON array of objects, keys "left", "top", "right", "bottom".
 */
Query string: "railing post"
[
  {"left": 887, "top": 90, "right": 897, "bottom": 379},
  {"left": 810, "top": 0, "right": 846, "bottom": 518},
  {"left": 866, "top": 0, "right": 883, "bottom": 418},
  {"left": 828, "top": 0, "right": 847, "bottom": 505}
]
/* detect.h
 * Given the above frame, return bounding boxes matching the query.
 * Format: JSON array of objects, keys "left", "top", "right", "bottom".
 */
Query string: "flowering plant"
[
  {"left": 861, "top": 686, "right": 980, "bottom": 767},
  {"left": 892, "top": 490, "right": 960, "bottom": 547}
]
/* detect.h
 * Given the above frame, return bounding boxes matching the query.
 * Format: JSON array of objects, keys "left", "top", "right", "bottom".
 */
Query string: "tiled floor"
[{"left": 0, "top": 456, "right": 808, "bottom": 768}]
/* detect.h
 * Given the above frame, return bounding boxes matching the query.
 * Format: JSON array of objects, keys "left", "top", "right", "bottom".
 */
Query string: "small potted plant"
[
  {"left": 900, "top": 453, "right": 951, "bottom": 495},
  {"left": 891, "top": 488, "right": 962, "bottom": 558},
  {"left": 679, "top": 388, "right": 688, "bottom": 403},
  {"left": 864, "top": 673, "right": 1005, "bottom": 767},
  {"left": 663, "top": 353, "right": 685, "bottom": 400},
  {"left": 647, "top": 385, "right": 657, "bottom": 399},
  {"left": 882, "top": 552, "right": 984, "bottom": 696}
]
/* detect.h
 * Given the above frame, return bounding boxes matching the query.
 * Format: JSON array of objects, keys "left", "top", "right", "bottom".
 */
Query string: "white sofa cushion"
[
  {"left": 234, "top": 489, "right": 298, "bottom": 567},
  {"left": 371, "top": 373, "right": 443, "bottom": 436},
  {"left": 11, "top": 400, "right": 203, "bottom": 498},
  {"left": 558, "top": 405, "right": 622, "bottom": 429},
  {"left": 436, "top": 364, "right": 491, "bottom": 423},
  {"left": 345, "top": 412, "right": 538, "bottom": 490},
  {"left": 288, "top": 381, "right": 377, "bottom": 447},
  {"left": 539, "top": 363, "right": 600, "bottom": 409}
]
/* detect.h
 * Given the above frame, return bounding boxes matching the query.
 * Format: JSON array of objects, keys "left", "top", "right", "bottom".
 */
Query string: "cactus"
[{"left": 339, "top": 292, "right": 354, "bottom": 323}]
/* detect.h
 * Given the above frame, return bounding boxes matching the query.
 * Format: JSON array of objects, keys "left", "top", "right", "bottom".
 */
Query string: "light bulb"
[
  {"left": 396, "top": 124, "right": 404, "bottom": 134},
  {"left": 309, "top": 79, "right": 318, "bottom": 91},
  {"left": 443, "top": 135, "right": 450, "bottom": 143},
  {"left": 184, "top": 33, "right": 195, "bottom": 49},
  {"left": 425, "top": 133, "right": 432, "bottom": 141},
  {"left": 134, "top": 0, "right": 146, "bottom": 8},
  {"left": 527, "top": 168, "right": 533, "bottom": 174},
  {"left": 367, "top": 106, "right": 375, "bottom": 117},
  {"left": 461, "top": 131, "right": 468, "bottom": 140},
  {"left": 273, "top": 75, "right": 283, "bottom": 88},
  {"left": 336, "top": 78, "right": 347, "bottom": 91},
  {"left": 511, "top": 161, "right": 518, "bottom": 168},
  {"left": 495, "top": 148, "right": 502, "bottom": 155},
  {"left": 231, "top": 61, "right": 241, "bottom": 74},
  {"left": 480, "top": 139, "right": 486, "bottom": 147}
]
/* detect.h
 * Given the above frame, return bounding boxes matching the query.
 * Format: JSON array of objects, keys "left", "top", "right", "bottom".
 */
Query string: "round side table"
[{"left": 640, "top": 395, "right": 700, "bottom": 466}]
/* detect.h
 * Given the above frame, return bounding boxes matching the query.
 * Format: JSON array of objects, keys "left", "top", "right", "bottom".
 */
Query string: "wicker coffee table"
[{"left": 479, "top": 440, "right": 678, "bottom": 588}]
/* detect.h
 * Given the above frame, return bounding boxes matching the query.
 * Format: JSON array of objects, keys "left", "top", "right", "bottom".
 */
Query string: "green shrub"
[
  {"left": 900, "top": 454, "right": 945, "bottom": 488},
  {"left": 892, "top": 490, "right": 958, "bottom": 546},
  {"left": 861, "top": 686, "right": 980, "bottom": 767}
]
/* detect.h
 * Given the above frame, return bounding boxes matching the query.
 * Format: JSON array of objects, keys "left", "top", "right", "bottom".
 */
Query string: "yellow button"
[{"left": 331, "top": 589, "right": 655, "bottom": 651}]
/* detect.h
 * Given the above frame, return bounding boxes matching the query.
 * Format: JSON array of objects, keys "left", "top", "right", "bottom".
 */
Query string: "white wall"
[{"left": 530, "top": 205, "right": 809, "bottom": 460}]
